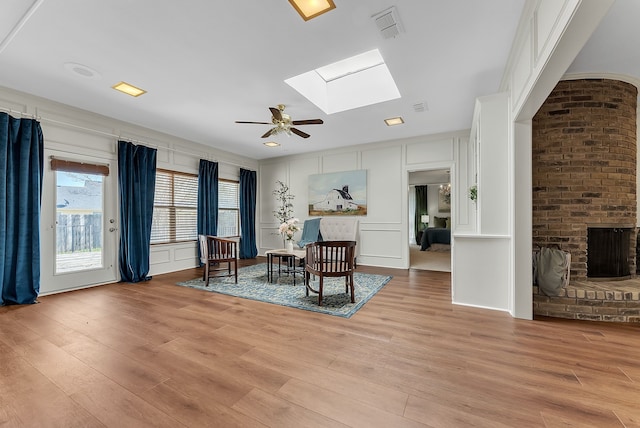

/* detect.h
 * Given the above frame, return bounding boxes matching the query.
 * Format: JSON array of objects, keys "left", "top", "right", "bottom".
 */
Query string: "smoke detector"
[{"left": 372, "top": 6, "right": 404, "bottom": 39}]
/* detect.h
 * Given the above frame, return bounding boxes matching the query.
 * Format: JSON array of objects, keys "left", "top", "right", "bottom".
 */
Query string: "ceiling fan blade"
[
  {"left": 261, "top": 128, "right": 276, "bottom": 138},
  {"left": 291, "top": 119, "right": 324, "bottom": 125},
  {"left": 269, "top": 107, "right": 282, "bottom": 121},
  {"left": 235, "top": 121, "right": 271, "bottom": 124},
  {"left": 290, "top": 128, "right": 310, "bottom": 139}
]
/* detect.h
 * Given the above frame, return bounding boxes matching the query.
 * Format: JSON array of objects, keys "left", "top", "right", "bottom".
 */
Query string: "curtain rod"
[{"left": 0, "top": 106, "right": 255, "bottom": 170}]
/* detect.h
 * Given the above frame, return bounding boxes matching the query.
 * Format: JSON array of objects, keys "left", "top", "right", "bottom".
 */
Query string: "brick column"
[{"left": 532, "top": 79, "right": 637, "bottom": 281}]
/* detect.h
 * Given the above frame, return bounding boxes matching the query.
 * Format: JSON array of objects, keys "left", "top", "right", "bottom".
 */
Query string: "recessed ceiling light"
[
  {"left": 385, "top": 117, "right": 404, "bottom": 126},
  {"left": 288, "top": 0, "right": 336, "bottom": 21},
  {"left": 64, "top": 62, "right": 101, "bottom": 79},
  {"left": 112, "top": 81, "right": 146, "bottom": 97},
  {"left": 264, "top": 141, "right": 280, "bottom": 147}
]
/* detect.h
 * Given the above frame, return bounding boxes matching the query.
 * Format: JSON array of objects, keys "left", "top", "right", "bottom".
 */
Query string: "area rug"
[{"left": 176, "top": 263, "right": 392, "bottom": 318}]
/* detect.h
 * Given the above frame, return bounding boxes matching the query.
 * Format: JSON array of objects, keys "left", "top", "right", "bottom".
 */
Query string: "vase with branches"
[{"left": 273, "top": 180, "right": 295, "bottom": 247}]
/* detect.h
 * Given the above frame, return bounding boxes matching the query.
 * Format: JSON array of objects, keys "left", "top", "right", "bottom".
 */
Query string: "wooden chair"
[
  {"left": 198, "top": 235, "right": 238, "bottom": 286},
  {"left": 304, "top": 240, "right": 356, "bottom": 306}
]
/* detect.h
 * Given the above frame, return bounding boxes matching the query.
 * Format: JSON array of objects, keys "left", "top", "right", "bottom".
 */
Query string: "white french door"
[{"left": 40, "top": 149, "right": 118, "bottom": 294}]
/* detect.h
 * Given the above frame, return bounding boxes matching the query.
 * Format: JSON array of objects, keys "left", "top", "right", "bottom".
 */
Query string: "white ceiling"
[{"left": 0, "top": 1, "right": 637, "bottom": 161}]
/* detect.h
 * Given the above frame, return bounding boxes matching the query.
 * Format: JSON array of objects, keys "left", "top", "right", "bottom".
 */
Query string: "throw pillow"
[{"left": 433, "top": 216, "right": 447, "bottom": 228}]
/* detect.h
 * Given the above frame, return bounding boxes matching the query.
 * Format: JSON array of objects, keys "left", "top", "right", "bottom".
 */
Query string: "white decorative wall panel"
[
  {"left": 452, "top": 236, "right": 510, "bottom": 312},
  {"left": 360, "top": 229, "right": 403, "bottom": 260},
  {"left": 535, "top": 0, "right": 568, "bottom": 60},
  {"left": 322, "top": 151, "right": 358, "bottom": 173},
  {"left": 454, "top": 137, "right": 473, "bottom": 231},
  {"left": 175, "top": 245, "right": 197, "bottom": 262},
  {"left": 289, "top": 157, "right": 320, "bottom": 220},
  {"left": 259, "top": 162, "right": 288, "bottom": 224},
  {"left": 173, "top": 145, "right": 200, "bottom": 171},
  {"left": 511, "top": 27, "right": 532, "bottom": 113},
  {"left": 155, "top": 146, "right": 171, "bottom": 164},
  {"left": 150, "top": 248, "right": 171, "bottom": 265},
  {"left": 0, "top": 97, "right": 28, "bottom": 113},
  {"left": 362, "top": 145, "right": 402, "bottom": 224},
  {"left": 406, "top": 138, "right": 453, "bottom": 164}
]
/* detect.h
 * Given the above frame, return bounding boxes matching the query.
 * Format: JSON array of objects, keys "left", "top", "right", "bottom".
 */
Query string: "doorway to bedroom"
[{"left": 409, "top": 169, "right": 451, "bottom": 272}]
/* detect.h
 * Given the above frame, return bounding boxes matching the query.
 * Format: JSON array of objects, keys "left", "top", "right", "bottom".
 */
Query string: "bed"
[{"left": 420, "top": 227, "right": 451, "bottom": 251}]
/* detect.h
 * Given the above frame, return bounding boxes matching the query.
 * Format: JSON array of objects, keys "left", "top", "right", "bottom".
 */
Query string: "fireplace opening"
[{"left": 587, "top": 227, "right": 633, "bottom": 279}]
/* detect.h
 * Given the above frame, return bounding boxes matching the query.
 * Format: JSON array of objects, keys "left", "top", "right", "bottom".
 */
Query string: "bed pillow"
[
  {"left": 433, "top": 216, "right": 447, "bottom": 228},
  {"left": 445, "top": 218, "right": 451, "bottom": 229}
]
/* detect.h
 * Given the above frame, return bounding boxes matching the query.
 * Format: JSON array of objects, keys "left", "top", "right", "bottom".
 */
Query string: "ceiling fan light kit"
[{"left": 236, "top": 104, "right": 323, "bottom": 140}]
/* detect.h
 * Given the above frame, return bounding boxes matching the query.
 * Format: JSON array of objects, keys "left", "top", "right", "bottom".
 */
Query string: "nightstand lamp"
[{"left": 421, "top": 214, "right": 430, "bottom": 229}]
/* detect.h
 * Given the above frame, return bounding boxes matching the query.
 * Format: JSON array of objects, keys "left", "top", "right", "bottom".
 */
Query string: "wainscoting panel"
[
  {"left": 359, "top": 228, "right": 404, "bottom": 268},
  {"left": 321, "top": 151, "right": 359, "bottom": 173},
  {"left": 406, "top": 138, "right": 453, "bottom": 165},
  {"left": 453, "top": 235, "right": 510, "bottom": 312}
]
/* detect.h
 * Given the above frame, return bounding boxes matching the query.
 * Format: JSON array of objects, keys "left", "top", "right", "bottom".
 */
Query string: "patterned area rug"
[{"left": 176, "top": 263, "right": 392, "bottom": 318}]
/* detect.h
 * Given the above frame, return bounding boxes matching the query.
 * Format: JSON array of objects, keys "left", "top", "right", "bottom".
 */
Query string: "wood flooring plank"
[
  {"left": 232, "top": 387, "right": 350, "bottom": 428},
  {"left": 404, "top": 394, "right": 522, "bottom": 428},
  {"left": 540, "top": 407, "right": 624, "bottom": 428},
  {"left": 276, "top": 378, "right": 427, "bottom": 428},
  {"left": 613, "top": 409, "right": 640, "bottom": 428},
  {"left": 0, "top": 309, "right": 42, "bottom": 345},
  {"left": 68, "top": 378, "right": 186, "bottom": 428},
  {"left": 3, "top": 260, "right": 640, "bottom": 426},
  {"left": 139, "top": 381, "right": 268, "bottom": 427},
  {"left": 0, "top": 345, "right": 104, "bottom": 428},
  {"left": 240, "top": 347, "right": 409, "bottom": 416},
  {"left": 61, "top": 335, "right": 170, "bottom": 394},
  {"left": 14, "top": 338, "right": 106, "bottom": 396}
]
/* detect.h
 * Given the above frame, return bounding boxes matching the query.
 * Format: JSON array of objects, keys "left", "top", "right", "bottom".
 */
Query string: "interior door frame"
[{"left": 407, "top": 165, "right": 454, "bottom": 270}]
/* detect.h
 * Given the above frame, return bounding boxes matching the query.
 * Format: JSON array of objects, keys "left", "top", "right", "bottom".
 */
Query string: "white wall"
[
  {"left": 0, "top": 86, "right": 259, "bottom": 286},
  {"left": 453, "top": 93, "right": 511, "bottom": 313},
  {"left": 259, "top": 132, "right": 468, "bottom": 269},
  {"left": 454, "top": 0, "right": 615, "bottom": 318}
]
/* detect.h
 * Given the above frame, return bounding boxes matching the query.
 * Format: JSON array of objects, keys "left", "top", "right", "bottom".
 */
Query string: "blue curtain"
[
  {"left": 117, "top": 140, "right": 157, "bottom": 283},
  {"left": 197, "top": 159, "right": 218, "bottom": 237},
  {"left": 239, "top": 168, "right": 257, "bottom": 259},
  {"left": 0, "top": 113, "right": 43, "bottom": 305}
]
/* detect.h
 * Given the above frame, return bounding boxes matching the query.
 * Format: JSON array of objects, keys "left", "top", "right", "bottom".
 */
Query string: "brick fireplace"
[{"left": 532, "top": 78, "right": 639, "bottom": 322}]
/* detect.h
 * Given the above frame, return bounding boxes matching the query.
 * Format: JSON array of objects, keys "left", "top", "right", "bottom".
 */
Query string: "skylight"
[{"left": 284, "top": 49, "right": 400, "bottom": 114}]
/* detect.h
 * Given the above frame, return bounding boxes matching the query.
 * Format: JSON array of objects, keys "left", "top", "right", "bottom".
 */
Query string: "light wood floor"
[{"left": 1, "top": 258, "right": 639, "bottom": 427}]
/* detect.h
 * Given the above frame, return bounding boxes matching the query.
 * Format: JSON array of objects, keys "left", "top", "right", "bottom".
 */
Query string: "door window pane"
[{"left": 55, "top": 171, "right": 104, "bottom": 273}]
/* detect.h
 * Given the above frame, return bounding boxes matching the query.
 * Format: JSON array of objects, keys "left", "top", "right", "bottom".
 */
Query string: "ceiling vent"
[
  {"left": 413, "top": 102, "right": 428, "bottom": 113},
  {"left": 372, "top": 6, "right": 404, "bottom": 39}
]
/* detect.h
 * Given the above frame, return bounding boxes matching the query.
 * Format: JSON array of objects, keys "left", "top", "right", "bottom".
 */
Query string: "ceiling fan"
[{"left": 235, "top": 104, "right": 323, "bottom": 139}]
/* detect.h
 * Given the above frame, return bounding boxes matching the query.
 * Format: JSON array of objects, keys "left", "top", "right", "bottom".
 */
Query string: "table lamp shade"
[{"left": 421, "top": 214, "right": 429, "bottom": 224}]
